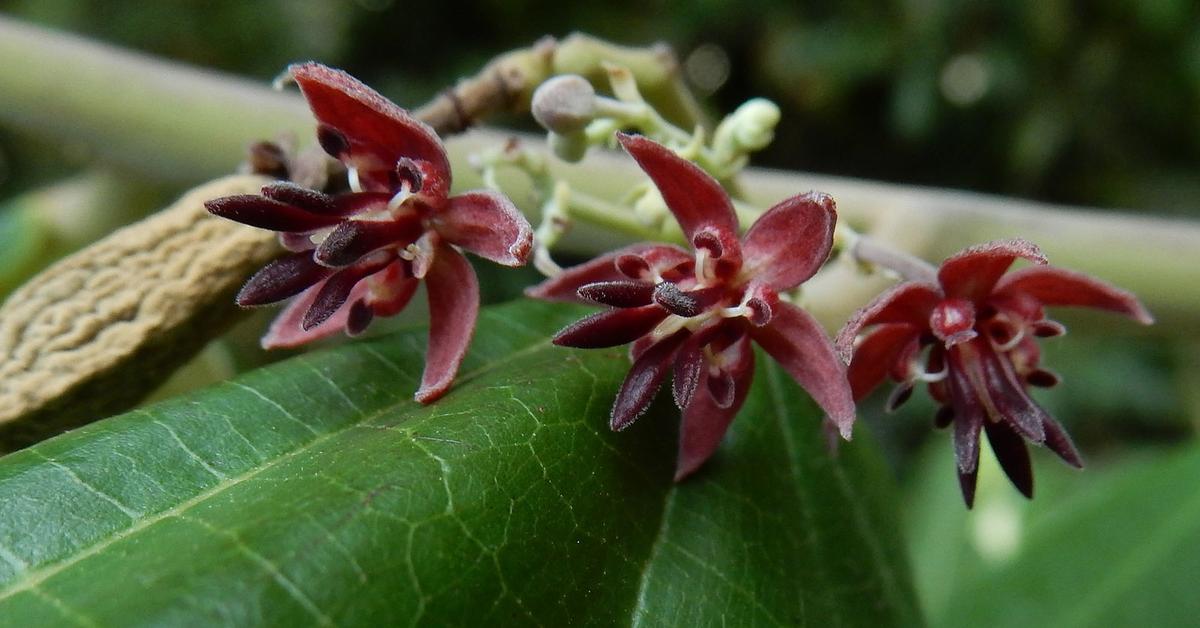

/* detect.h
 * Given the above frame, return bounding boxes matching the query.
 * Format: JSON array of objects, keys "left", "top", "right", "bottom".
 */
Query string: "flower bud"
[
  {"left": 718, "top": 98, "right": 781, "bottom": 152},
  {"left": 531, "top": 75, "right": 598, "bottom": 135}
]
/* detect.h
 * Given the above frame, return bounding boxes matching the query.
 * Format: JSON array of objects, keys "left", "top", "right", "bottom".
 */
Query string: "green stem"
[
  {"left": 564, "top": 189, "right": 667, "bottom": 242},
  {"left": 0, "top": 18, "right": 312, "bottom": 183}
]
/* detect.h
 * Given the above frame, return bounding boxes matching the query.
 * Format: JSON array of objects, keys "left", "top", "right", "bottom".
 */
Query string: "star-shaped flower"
[
  {"left": 206, "top": 63, "right": 532, "bottom": 403},
  {"left": 836, "top": 239, "right": 1153, "bottom": 506},
  {"left": 529, "top": 134, "right": 855, "bottom": 480}
]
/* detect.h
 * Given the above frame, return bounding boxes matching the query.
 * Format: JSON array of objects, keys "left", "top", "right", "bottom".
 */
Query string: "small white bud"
[
  {"left": 719, "top": 98, "right": 781, "bottom": 152},
  {"left": 531, "top": 75, "right": 598, "bottom": 135}
]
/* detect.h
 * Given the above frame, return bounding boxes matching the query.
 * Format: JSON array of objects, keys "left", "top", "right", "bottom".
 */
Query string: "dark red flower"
[
  {"left": 206, "top": 63, "right": 532, "bottom": 403},
  {"left": 528, "top": 134, "right": 855, "bottom": 480},
  {"left": 836, "top": 239, "right": 1153, "bottom": 506}
]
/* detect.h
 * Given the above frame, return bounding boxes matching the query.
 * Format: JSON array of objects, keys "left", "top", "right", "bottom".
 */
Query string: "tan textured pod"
[{"left": 0, "top": 175, "right": 279, "bottom": 447}]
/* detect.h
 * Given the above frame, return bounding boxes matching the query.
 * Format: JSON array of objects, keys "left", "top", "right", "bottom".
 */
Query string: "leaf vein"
[
  {"left": 150, "top": 417, "right": 228, "bottom": 480},
  {"left": 0, "top": 336, "right": 556, "bottom": 603},
  {"left": 180, "top": 515, "right": 335, "bottom": 627},
  {"left": 30, "top": 452, "right": 142, "bottom": 520},
  {"left": 228, "top": 381, "right": 320, "bottom": 436}
]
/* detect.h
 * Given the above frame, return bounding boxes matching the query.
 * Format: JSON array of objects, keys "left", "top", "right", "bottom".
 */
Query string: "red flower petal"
[
  {"left": 949, "top": 340, "right": 1047, "bottom": 442},
  {"left": 410, "top": 231, "right": 439, "bottom": 279},
  {"left": 994, "top": 266, "right": 1154, "bottom": 324},
  {"left": 415, "top": 245, "right": 478, "bottom": 403},
  {"left": 610, "top": 331, "right": 690, "bottom": 431},
  {"left": 617, "top": 133, "right": 742, "bottom": 265},
  {"left": 672, "top": 347, "right": 703, "bottom": 410},
  {"left": 289, "top": 63, "right": 451, "bottom": 190},
  {"left": 552, "top": 305, "right": 668, "bottom": 349},
  {"left": 1042, "top": 415, "right": 1084, "bottom": 468},
  {"left": 835, "top": 283, "right": 940, "bottom": 362},
  {"left": 525, "top": 244, "right": 691, "bottom": 303},
  {"left": 751, "top": 301, "right": 857, "bottom": 439},
  {"left": 205, "top": 195, "right": 342, "bottom": 232},
  {"left": 740, "top": 192, "right": 837, "bottom": 291},
  {"left": 958, "top": 466, "right": 980, "bottom": 509},
  {"left": 938, "top": 238, "right": 1047, "bottom": 303},
  {"left": 952, "top": 405, "right": 983, "bottom": 477},
  {"left": 706, "top": 370, "right": 736, "bottom": 409},
  {"left": 260, "top": 279, "right": 369, "bottom": 349},
  {"left": 675, "top": 333, "right": 755, "bottom": 481},
  {"left": 363, "top": 261, "right": 419, "bottom": 317},
  {"left": 847, "top": 323, "right": 921, "bottom": 400},
  {"left": 672, "top": 323, "right": 726, "bottom": 408},
  {"left": 432, "top": 190, "right": 533, "bottom": 267}
]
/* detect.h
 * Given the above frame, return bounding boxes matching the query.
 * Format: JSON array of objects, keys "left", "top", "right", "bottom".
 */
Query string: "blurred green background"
[{"left": 1, "top": 2, "right": 1198, "bottom": 625}]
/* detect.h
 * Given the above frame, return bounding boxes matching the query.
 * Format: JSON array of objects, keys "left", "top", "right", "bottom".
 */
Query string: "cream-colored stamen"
[
  {"left": 918, "top": 363, "right": 948, "bottom": 383},
  {"left": 693, "top": 248, "right": 710, "bottom": 286},
  {"left": 994, "top": 326, "right": 1025, "bottom": 352},
  {"left": 387, "top": 181, "right": 414, "bottom": 212},
  {"left": 398, "top": 243, "right": 421, "bottom": 261}
]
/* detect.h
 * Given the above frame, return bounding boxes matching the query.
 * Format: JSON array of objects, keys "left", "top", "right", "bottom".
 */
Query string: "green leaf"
[
  {"left": 907, "top": 438, "right": 1200, "bottom": 628},
  {"left": 0, "top": 300, "right": 919, "bottom": 626}
]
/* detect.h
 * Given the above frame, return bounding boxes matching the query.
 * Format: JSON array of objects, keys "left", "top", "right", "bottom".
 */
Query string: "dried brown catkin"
[{"left": 0, "top": 175, "right": 280, "bottom": 447}]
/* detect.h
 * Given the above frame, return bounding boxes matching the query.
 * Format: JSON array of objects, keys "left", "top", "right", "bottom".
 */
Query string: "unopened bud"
[
  {"left": 720, "top": 98, "right": 781, "bottom": 152},
  {"left": 531, "top": 75, "right": 597, "bottom": 135}
]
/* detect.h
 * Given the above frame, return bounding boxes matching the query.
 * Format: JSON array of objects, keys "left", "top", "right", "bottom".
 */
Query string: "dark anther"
[
  {"left": 886, "top": 383, "right": 914, "bottom": 412},
  {"left": 1026, "top": 369, "right": 1060, "bottom": 388},
  {"left": 653, "top": 282, "right": 702, "bottom": 317},
  {"left": 577, "top": 281, "right": 655, "bottom": 308},
  {"left": 934, "top": 405, "right": 954, "bottom": 428},
  {"left": 616, "top": 254, "right": 652, "bottom": 280},
  {"left": 246, "top": 141, "right": 289, "bottom": 179},
  {"left": 346, "top": 299, "right": 375, "bottom": 336},
  {"left": 394, "top": 158, "right": 425, "bottom": 193},
  {"left": 261, "top": 182, "right": 336, "bottom": 214},
  {"left": 316, "top": 123, "right": 350, "bottom": 157},
  {"left": 692, "top": 231, "right": 723, "bottom": 257},
  {"left": 744, "top": 297, "right": 773, "bottom": 326}
]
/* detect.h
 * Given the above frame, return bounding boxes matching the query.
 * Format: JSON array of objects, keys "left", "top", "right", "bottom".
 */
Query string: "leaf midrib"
[{"left": 0, "top": 334, "right": 557, "bottom": 602}]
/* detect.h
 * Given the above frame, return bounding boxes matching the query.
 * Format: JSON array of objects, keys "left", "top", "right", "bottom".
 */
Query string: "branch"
[{"left": 0, "top": 18, "right": 700, "bottom": 183}]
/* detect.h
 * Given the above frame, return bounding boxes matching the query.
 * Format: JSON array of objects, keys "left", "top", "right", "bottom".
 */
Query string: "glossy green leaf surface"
[
  {"left": 0, "top": 300, "right": 919, "bottom": 626},
  {"left": 906, "top": 439, "right": 1200, "bottom": 628}
]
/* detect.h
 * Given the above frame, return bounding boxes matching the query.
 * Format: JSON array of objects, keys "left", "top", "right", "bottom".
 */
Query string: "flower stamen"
[{"left": 387, "top": 180, "right": 414, "bottom": 212}]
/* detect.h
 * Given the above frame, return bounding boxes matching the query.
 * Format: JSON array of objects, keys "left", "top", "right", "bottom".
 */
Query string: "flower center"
[{"left": 930, "top": 298, "right": 977, "bottom": 346}]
